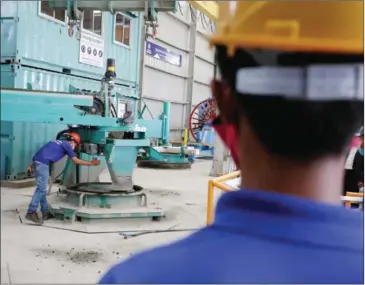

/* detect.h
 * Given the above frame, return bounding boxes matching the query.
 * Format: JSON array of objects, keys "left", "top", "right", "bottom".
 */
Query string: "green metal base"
[
  {"left": 139, "top": 146, "right": 191, "bottom": 169},
  {"left": 48, "top": 183, "right": 164, "bottom": 223},
  {"left": 50, "top": 205, "right": 165, "bottom": 222},
  {"left": 137, "top": 160, "right": 191, "bottom": 169}
]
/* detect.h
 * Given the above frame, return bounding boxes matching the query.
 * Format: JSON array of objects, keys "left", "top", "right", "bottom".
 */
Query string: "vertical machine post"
[
  {"left": 162, "top": 101, "right": 171, "bottom": 145},
  {"left": 103, "top": 58, "right": 116, "bottom": 118},
  {"left": 183, "top": 129, "right": 189, "bottom": 147}
]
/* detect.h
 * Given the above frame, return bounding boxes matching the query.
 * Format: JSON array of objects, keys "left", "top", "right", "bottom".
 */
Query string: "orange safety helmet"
[{"left": 66, "top": 132, "right": 81, "bottom": 145}]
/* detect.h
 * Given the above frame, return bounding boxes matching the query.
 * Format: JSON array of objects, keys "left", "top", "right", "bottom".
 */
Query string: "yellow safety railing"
[
  {"left": 344, "top": 192, "right": 364, "bottom": 209},
  {"left": 206, "top": 173, "right": 363, "bottom": 225},
  {"left": 206, "top": 170, "right": 240, "bottom": 225}
]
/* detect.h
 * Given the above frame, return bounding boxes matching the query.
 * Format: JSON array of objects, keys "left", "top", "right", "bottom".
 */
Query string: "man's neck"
[{"left": 240, "top": 156, "right": 345, "bottom": 204}]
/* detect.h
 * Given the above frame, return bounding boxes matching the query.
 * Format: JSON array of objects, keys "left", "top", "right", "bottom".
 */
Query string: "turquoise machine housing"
[
  {"left": 0, "top": 0, "right": 143, "bottom": 180},
  {"left": 0, "top": 1, "right": 143, "bottom": 83},
  {"left": 1, "top": 0, "right": 180, "bottom": 222}
]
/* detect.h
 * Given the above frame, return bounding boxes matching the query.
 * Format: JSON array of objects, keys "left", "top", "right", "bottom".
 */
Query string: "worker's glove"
[
  {"left": 90, "top": 159, "right": 101, "bottom": 166},
  {"left": 26, "top": 165, "right": 33, "bottom": 177}
]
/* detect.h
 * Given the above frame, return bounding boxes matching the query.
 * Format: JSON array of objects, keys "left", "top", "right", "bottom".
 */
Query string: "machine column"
[
  {"left": 162, "top": 101, "right": 171, "bottom": 145},
  {"left": 184, "top": 7, "right": 198, "bottom": 132}
]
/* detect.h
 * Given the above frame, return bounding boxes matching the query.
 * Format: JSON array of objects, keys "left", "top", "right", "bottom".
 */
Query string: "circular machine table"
[
  {"left": 66, "top": 182, "right": 144, "bottom": 195},
  {"left": 50, "top": 182, "right": 165, "bottom": 222},
  {"left": 61, "top": 182, "right": 148, "bottom": 211}
]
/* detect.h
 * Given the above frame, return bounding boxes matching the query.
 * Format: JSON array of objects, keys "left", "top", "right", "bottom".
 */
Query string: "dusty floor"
[{"left": 1, "top": 160, "right": 222, "bottom": 283}]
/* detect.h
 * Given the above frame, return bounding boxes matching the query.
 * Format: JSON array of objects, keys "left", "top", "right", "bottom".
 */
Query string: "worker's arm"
[{"left": 71, "top": 157, "right": 100, "bottom": 166}]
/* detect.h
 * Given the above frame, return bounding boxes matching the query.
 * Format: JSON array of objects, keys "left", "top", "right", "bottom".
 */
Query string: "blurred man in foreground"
[{"left": 100, "top": 1, "right": 364, "bottom": 283}]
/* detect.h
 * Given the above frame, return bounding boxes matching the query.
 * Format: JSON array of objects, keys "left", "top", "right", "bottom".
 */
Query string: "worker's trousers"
[{"left": 27, "top": 161, "right": 49, "bottom": 214}]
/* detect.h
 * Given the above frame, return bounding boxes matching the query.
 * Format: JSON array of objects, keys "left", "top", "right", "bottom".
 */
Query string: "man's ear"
[{"left": 211, "top": 79, "right": 239, "bottom": 124}]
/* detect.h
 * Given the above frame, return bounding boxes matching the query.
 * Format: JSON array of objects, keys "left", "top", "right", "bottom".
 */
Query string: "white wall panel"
[
  {"left": 143, "top": 67, "right": 186, "bottom": 102},
  {"left": 196, "top": 12, "right": 215, "bottom": 35},
  {"left": 170, "top": 103, "right": 185, "bottom": 129},
  {"left": 169, "top": 131, "right": 182, "bottom": 141},
  {"left": 192, "top": 82, "right": 212, "bottom": 106},
  {"left": 157, "top": 13, "right": 189, "bottom": 50},
  {"left": 170, "top": 1, "right": 193, "bottom": 25},
  {"left": 194, "top": 58, "right": 214, "bottom": 86},
  {"left": 142, "top": 99, "right": 163, "bottom": 120},
  {"left": 195, "top": 33, "right": 215, "bottom": 63}
]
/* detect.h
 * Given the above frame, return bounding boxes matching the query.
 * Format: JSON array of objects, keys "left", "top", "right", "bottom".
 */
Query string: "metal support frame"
[
  {"left": 184, "top": 7, "right": 198, "bottom": 130},
  {"left": 138, "top": 16, "right": 147, "bottom": 114},
  {"left": 206, "top": 171, "right": 241, "bottom": 225}
]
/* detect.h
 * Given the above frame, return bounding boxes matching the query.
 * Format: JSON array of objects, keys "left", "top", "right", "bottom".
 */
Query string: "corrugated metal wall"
[
  {"left": 1, "top": 1, "right": 142, "bottom": 86},
  {"left": 0, "top": 1, "right": 143, "bottom": 180},
  {"left": 141, "top": 2, "right": 216, "bottom": 141},
  {"left": 193, "top": 13, "right": 215, "bottom": 106}
]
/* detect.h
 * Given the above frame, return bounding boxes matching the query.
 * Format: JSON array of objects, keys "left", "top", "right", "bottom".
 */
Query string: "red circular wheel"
[{"left": 189, "top": 98, "right": 218, "bottom": 141}]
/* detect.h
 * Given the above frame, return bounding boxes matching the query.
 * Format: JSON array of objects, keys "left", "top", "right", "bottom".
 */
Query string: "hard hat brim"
[{"left": 210, "top": 35, "right": 363, "bottom": 55}]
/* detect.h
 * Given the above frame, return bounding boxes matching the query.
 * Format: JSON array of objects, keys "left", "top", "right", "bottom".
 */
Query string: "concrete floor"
[{"left": 1, "top": 160, "right": 220, "bottom": 283}]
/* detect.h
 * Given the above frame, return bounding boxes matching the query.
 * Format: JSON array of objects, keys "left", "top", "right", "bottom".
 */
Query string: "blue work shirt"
[
  {"left": 33, "top": 140, "right": 76, "bottom": 165},
  {"left": 100, "top": 189, "right": 364, "bottom": 284}
]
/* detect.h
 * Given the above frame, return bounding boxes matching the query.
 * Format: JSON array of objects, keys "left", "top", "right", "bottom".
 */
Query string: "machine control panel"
[{"left": 80, "top": 143, "right": 99, "bottom": 155}]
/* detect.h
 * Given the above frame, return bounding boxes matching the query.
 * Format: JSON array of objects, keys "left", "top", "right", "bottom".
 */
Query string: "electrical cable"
[
  {"left": 177, "top": 2, "right": 184, "bottom": 16},
  {"left": 189, "top": 4, "right": 197, "bottom": 24}
]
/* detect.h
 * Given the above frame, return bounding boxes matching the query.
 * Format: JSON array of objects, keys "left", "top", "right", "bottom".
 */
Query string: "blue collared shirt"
[
  {"left": 100, "top": 189, "right": 364, "bottom": 284},
  {"left": 33, "top": 140, "right": 76, "bottom": 165}
]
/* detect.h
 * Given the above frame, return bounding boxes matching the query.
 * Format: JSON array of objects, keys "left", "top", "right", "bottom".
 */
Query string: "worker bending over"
[
  {"left": 26, "top": 132, "right": 100, "bottom": 224},
  {"left": 100, "top": 1, "right": 364, "bottom": 283}
]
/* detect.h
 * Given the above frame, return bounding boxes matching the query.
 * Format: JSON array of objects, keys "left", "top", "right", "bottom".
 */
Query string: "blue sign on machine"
[{"left": 146, "top": 41, "right": 182, "bottom": 67}]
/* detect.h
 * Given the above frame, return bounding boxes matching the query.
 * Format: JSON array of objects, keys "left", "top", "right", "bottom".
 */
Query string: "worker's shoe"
[
  {"left": 42, "top": 212, "right": 54, "bottom": 221},
  {"left": 25, "top": 212, "right": 43, "bottom": 225}
]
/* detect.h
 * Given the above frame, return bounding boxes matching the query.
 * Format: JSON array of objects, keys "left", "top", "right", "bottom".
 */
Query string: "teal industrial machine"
[
  {"left": 1, "top": 57, "right": 189, "bottom": 222},
  {"left": 50, "top": 0, "right": 192, "bottom": 170},
  {"left": 1, "top": 0, "right": 193, "bottom": 223},
  {"left": 137, "top": 102, "right": 192, "bottom": 169}
]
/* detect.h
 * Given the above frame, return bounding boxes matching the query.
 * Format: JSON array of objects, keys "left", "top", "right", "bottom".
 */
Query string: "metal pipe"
[
  {"left": 206, "top": 180, "right": 214, "bottom": 225},
  {"left": 184, "top": 7, "right": 197, "bottom": 129},
  {"left": 183, "top": 129, "right": 189, "bottom": 147},
  {"left": 206, "top": 171, "right": 241, "bottom": 225},
  {"left": 75, "top": 148, "right": 81, "bottom": 184},
  {"left": 104, "top": 87, "right": 110, "bottom": 117},
  {"left": 138, "top": 16, "right": 147, "bottom": 113},
  {"left": 162, "top": 102, "right": 171, "bottom": 145}
]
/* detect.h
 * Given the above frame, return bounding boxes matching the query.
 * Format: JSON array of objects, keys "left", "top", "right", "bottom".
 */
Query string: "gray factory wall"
[
  {"left": 141, "top": 2, "right": 216, "bottom": 142},
  {"left": 193, "top": 20, "right": 215, "bottom": 106}
]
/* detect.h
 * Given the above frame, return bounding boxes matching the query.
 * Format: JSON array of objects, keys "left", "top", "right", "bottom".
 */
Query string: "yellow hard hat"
[{"left": 210, "top": 1, "right": 364, "bottom": 55}]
